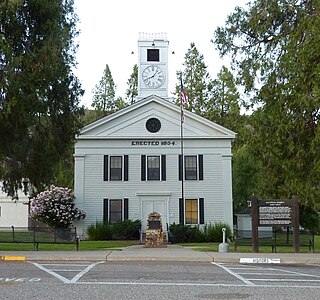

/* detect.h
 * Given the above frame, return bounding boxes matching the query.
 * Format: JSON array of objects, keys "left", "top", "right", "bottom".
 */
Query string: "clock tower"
[{"left": 137, "top": 32, "right": 169, "bottom": 100}]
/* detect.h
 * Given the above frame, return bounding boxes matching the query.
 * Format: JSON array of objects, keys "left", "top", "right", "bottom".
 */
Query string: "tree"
[
  {"left": 29, "top": 185, "right": 86, "bottom": 229},
  {"left": 213, "top": 0, "right": 320, "bottom": 204},
  {"left": 232, "top": 145, "right": 262, "bottom": 213},
  {"left": 0, "top": 0, "right": 84, "bottom": 197},
  {"left": 175, "top": 43, "right": 211, "bottom": 115},
  {"left": 206, "top": 66, "right": 241, "bottom": 131},
  {"left": 125, "top": 64, "right": 138, "bottom": 105},
  {"left": 91, "top": 64, "right": 116, "bottom": 114}
]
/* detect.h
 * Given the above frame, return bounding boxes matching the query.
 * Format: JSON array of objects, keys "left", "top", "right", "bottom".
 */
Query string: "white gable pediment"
[{"left": 78, "top": 96, "right": 236, "bottom": 140}]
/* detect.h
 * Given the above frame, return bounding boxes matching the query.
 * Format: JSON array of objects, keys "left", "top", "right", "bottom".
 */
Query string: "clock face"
[{"left": 142, "top": 65, "right": 165, "bottom": 88}]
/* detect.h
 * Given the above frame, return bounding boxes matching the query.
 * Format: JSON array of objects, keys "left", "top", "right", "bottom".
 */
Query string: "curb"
[{"left": 1, "top": 256, "right": 26, "bottom": 261}]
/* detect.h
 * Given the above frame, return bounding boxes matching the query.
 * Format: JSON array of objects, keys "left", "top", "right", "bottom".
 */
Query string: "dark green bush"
[
  {"left": 169, "top": 222, "right": 232, "bottom": 243},
  {"left": 112, "top": 219, "right": 141, "bottom": 240},
  {"left": 203, "top": 222, "right": 232, "bottom": 242},
  {"left": 86, "top": 221, "right": 112, "bottom": 240},
  {"left": 86, "top": 219, "right": 141, "bottom": 240}
]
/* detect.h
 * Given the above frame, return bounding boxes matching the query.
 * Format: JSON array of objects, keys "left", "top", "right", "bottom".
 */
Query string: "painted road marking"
[
  {"left": 74, "top": 281, "right": 320, "bottom": 289},
  {"left": 1, "top": 256, "right": 26, "bottom": 261},
  {"left": 31, "top": 261, "right": 104, "bottom": 284},
  {"left": 212, "top": 262, "right": 254, "bottom": 286},
  {"left": 0, "top": 278, "right": 41, "bottom": 282},
  {"left": 218, "top": 264, "right": 320, "bottom": 286},
  {"left": 240, "top": 257, "right": 280, "bottom": 264}
]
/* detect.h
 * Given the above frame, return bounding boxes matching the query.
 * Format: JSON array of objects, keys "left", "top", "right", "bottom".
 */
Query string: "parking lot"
[{"left": 1, "top": 260, "right": 320, "bottom": 299}]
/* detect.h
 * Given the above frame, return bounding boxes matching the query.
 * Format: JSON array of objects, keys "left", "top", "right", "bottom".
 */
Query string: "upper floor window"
[
  {"left": 147, "top": 156, "right": 160, "bottom": 180},
  {"left": 103, "top": 155, "right": 128, "bottom": 181},
  {"left": 141, "top": 155, "right": 166, "bottom": 181},
  {"left": 110, "top": 156, "right": 122, "bottom": 180},
  {"left": 179, "top": 154, "right": 203, "bottom": 181},
  {"left": 185, "top": 156, "right": 197, "bottom": 180}
]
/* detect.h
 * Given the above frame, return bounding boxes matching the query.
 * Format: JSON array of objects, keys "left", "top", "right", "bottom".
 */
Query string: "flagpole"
[
  {"left": 180, "top": 78, "right": 186, "bottom": 224},
  {"left": 180, "top": 101, "right": 184, "bottom": 222}
]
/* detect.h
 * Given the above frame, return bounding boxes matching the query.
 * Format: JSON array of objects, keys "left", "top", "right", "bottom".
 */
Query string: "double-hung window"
[
  {"left": 179, "top": 198, "right": 204, "bottom": 225},
  {"left": 141, "top": 155, "right": 166, "bottom": 181},
  {"left": 147, "top": 156, "right": 160, "bottom": 180},
  {"left": 185, "top": 199, "right": 198, "bottom": 224},
  {"left": 110, "top": 156, "right": 122, "bottom": 180},
  {"left": 185, "top": 156, "right": 197, "bottom": 180},
  {"left": 103, "top": 155, "right": 128, "bottom": 181},
  {"left": 103, "top": 198, "right": 128, "bottom": 223},
  {"left": 179, "top": 154, "right": 203, "bottom": 181}
]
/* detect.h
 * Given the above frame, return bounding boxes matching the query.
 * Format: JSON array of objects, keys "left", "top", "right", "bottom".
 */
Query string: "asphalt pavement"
[{"left": 1, "top": 244, "right": 320, "bottom": 264}]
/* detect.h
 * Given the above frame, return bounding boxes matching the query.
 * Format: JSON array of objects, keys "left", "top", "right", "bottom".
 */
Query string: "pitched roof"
[{"left": 77, "top": 95, "right": 236, "bottom": 140}]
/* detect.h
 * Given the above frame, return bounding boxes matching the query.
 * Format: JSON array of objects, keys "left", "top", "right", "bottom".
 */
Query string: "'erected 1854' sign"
[{"left": 258, "top": 200, "right": 293, "bottom": 226}]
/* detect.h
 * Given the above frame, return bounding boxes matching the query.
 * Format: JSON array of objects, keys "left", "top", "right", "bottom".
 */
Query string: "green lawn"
[
  {"left": 180, "top": 235, "right": 320, "bottom": 253},
  {"left": 0, "top": 240, "right": 138, "bottom": 251},
  {"left": 1, "top": 235, "right": 319, "bottom": 253}
]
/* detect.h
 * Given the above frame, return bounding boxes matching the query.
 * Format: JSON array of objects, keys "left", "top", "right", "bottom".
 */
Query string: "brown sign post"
[{"left": 250, "top": 196, "right": 300, "bottom": 253}]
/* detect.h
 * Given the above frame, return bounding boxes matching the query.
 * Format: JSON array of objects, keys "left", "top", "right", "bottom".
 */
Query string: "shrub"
[
  {"left": 29, "top": 185, "right": 86, "bottom": 229},
  {"left": 87, "top": 221, "right": 112, "bottom": 240},
  {"left": 86, "top": 219, "right": 141, "bottom": 241},
  {"left": 113, "top": 219, "right": 141, "bottom": 240},
  {"left": 203, "top": 222, "right": 232, "bottom": 242},
  {"left": 169, "top": 222, "right": 232, "bottom": 243}
]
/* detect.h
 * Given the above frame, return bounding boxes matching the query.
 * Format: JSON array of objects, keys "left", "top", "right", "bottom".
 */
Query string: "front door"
[{"left": 141, "top": 199, "right": 167, "bottom": 231}]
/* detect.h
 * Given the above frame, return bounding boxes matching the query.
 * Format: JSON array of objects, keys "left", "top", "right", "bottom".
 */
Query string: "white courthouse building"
[{"left": 74, "top": 33, "right": 236, "bottom": 237}]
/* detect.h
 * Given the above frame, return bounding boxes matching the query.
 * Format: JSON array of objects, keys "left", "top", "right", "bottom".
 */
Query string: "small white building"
[
  {"left": 74, "top": 33, "right": 236, "bottom": 237},
  {"left": 0, "top": 184, "right": 29, "bottom": 228}
]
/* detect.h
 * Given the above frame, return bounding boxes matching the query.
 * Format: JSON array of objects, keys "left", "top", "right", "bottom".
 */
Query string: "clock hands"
[{"left": 146, "top": 70, "right": 160, "bottom": 80}]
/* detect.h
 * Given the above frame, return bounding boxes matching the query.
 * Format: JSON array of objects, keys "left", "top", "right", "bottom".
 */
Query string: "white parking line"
[
  {"left": 32, "top": 262, "right": 71, "bottom": 284},
  {"left": 212, "top": 262, "right": 255, "bottom": 286},
  {"left": 70, "top": 262, "right": 104, "bottom": 283},
  {"left": 31, "top": 261, "right": 104, "bottom": 284}
]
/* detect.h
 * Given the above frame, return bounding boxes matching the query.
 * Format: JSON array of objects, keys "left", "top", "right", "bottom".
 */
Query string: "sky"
[{"left": 73, "top": 0, "right": 248, "bottom": 108}]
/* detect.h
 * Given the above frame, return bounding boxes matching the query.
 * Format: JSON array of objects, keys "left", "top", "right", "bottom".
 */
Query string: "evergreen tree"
[
  {"left": 125, "top": 64, "right": 138, "bottom": 105},
  {"left": 0, "top": 0, "right": 83, "bottom": 197},
  {"left": 206, "top": 66, "right": 241, "bottom": 132},
  {"left": 92, "top": 64, "right": 116, "bottom": 114},
  {"left": 214, "top": 0, "right": 320, "bottom": 208},
  {"left": 175, "top": 43, "right": 211, "bottom": 115}
]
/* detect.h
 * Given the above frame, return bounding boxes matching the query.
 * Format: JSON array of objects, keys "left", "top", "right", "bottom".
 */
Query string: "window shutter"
[
  {"left": 124, "top": 155, "right": 129, "bottom": 181},
  {"left": 198, "top": 155, "right": 203, "bottom": 181},
  {"left": 103, "top": 198, "right": 109, "bottom": 222},
  {"left": 103, "top": 155, "right": 108, "bottom": 181},
  {"left": 141, "top": 155, "right": 146, "bottom": 181},
  {"left": 161, "top": 155, "right": 166, "bottom": 181},
  {"left": 179, "top": 198, "right": 184, "bottom": 224},
  {"left": 199, "top": 198, "right": 204, "bottom": 224},
  {"left": 124, "top": 198, "right": 129, "bottom": 220},
  {"left": 178, "top": 155, "right": 183, "bottom": 181}
]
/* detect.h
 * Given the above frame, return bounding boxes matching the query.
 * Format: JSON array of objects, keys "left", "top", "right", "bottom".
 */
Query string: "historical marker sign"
[
  {"left": 251, "top": 196, "right": 300, "bottom": 253},
  {"left": 258, "top": 200, "right": 293, "bottom": 226}
]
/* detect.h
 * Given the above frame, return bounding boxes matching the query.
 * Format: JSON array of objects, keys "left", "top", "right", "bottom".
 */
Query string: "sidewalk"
[{"left": 1, "top": 244, "right": 320, "bottom": 264}]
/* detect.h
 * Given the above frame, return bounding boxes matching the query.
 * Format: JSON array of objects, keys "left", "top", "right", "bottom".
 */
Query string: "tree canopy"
[
  {"left": 0, "top": 0, "right": 84, "bottom": 197},
  {"left": 214, "top": 0, "right": 320, "bottom": 206},
  {"left": 175, "top": 43, "right": 211, "bottom": 115},
  {"left": 91, "top": 64, "right": 116, "bottom": 113}
]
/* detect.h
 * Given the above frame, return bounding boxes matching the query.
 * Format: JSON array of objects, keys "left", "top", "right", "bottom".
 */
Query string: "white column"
[
  {"left": 222, "top": 154, "right": 233, "bottom": 233},
  {"left": 74, "top": 154, "right": 85, "bottom": 236}
]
